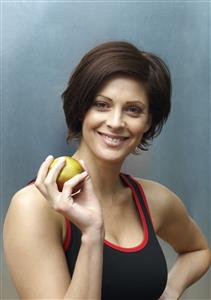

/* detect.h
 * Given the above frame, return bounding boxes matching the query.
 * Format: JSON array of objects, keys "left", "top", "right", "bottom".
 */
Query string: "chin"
[{"left": 93, "top": 147, "right": 131, "bottom": 164}]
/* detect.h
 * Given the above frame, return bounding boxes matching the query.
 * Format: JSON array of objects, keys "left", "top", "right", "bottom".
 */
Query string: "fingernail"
[{"left": 46, "top": 155, "right": 54, "bottom": 160}]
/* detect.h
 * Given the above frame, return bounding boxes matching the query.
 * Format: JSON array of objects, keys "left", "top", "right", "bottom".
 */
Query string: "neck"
[{"left": 72, "top": 148, "right": 125, "bottom": 202}]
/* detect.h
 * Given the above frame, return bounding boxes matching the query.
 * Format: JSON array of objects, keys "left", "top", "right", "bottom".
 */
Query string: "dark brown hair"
[{"left": 61, "top": 41, "right": 171, "bottom": 151}]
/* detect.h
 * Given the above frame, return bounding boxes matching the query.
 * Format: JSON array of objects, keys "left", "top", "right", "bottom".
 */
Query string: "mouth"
[{"left": 97, "top": 132, "right": 129, "bottom": 147}]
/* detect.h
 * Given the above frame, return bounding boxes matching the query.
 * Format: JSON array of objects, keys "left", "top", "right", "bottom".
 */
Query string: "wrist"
[
  {"left": 163, "top": 285, "right": 182, "bottom": 300},
  {"left": 81, "top": 226, "right": 105, "bottom": 244}
]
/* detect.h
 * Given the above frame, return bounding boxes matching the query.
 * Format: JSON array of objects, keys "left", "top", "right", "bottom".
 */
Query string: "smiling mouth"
[{"left": 97, "top": 132, "right": 129, "bottom": 147}]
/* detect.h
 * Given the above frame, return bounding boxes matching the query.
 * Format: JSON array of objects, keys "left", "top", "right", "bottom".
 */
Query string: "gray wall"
[{"left": 1, "top": 1, "right": 210, "bottom": 299}]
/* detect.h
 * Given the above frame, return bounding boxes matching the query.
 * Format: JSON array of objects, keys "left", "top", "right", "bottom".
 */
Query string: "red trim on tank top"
[
  {"left": 103, "top": 173, "right": 148, "bottom": 253},
  {"left": 63, "top": 218, "right": 71, "bottom": 252},
  {"left": 26, "top": 180, "right": 72, "bottom": 252},
  {"left": 27, "top": 180, "right": 35, "bottom": 186},
  {"left": 129, "top": 176, "right": 153, "bottom": 224},
  {"left": 63, "top": 173, "right": 150, "bottom": 253}
]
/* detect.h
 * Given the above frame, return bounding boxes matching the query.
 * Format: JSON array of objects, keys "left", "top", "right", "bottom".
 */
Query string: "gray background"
[{"left": 1, "top": 1, "right": 210, "bottom": 299}]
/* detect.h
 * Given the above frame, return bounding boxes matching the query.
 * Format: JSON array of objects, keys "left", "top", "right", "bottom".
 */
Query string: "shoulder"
[
  {"left": 3, "top": 184, "right": 65, "bottom": 246},
  {"left": 136, "top": 177, "right": 186, "bottom": 212},
  {"left": 3, "top": 185, "right": 71, "bottom": 298},
  {"left": 133, "top": 177, "right": 183, "bottom": 232},
  {"left": 134, "top": 177, "right": 189, "bottom": 229},
  {"left": 135, "top": 177, "right": 209, "bottom": 253}
]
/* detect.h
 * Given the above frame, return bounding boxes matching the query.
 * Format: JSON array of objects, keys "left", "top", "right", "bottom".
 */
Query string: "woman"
[{"left": 3, "top": 41, "right": 210, "bottom": 300}]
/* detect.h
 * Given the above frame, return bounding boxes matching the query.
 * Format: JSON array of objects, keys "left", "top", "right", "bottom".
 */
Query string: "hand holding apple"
[
  {"left": 49, "top": 156, "right": 84, "bottom": 191},
  {"left": 35, "top": 155, "right": 104, "bottom": 234}
]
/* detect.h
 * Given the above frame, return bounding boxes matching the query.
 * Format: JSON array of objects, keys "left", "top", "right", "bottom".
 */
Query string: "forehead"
[{"left": 96, "top": 74, "right": 148, "bottom": 103}]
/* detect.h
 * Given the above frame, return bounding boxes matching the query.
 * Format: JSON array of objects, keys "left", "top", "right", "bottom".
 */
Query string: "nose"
[{"left": 106, "top": 109, "right": 125, "bottom": 129}]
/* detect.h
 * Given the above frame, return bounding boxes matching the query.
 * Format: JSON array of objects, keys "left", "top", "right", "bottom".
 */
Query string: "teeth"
[{"left": 102, "top": 134, "right": 122, "bottom": 144}]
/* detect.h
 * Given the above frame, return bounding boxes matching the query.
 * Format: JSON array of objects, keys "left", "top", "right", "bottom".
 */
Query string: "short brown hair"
[{"left": 62, "top": 41, "right": 171, "bottom": 151}]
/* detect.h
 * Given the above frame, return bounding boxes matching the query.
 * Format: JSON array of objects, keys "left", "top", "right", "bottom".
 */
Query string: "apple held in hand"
[{"left": 49, "top": 156, "right": 84, "bottom": 191}]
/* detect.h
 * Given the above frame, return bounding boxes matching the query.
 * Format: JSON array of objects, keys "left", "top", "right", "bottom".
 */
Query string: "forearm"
[
  {"left": 64, "top": 228, "right": 105, "bottom": 300},
  {"left": 166, "top": 248, "right": 211, "bottom": 299}
]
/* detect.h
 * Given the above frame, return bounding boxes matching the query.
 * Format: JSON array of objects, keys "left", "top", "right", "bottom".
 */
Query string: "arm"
[
  {"left": 67, "top": 228, "right": 104, "bottom": 300},
  {"left": 3, "top": 186, "right": 104, "bottom": 300},
  {"left": 156, "top": 186, "right": 211, "bottom": 299},
  {"left": 3, "top": 156, "right": 105, "bottom": 300}
]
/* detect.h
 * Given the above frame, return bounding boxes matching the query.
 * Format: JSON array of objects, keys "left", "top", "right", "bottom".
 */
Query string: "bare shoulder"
[
  {"left": 135, "top": 178, "right": 209, "bottom": 253},
  {"left": 135, "top": 178, "right": 179, "bottom": 231},
  {"left": 3, "top": 184, "right": 66, "bottom": 257},
  {"left": 3, "top": 184, "right": 70, "bottom": 299},
  {"left": 4, "top": 184, "right": 64, "bottom": 234}
]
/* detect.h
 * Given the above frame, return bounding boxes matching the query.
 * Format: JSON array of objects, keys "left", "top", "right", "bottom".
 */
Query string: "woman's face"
[{"left": 80, "top": 74, "right": 151, "bottom": 162}]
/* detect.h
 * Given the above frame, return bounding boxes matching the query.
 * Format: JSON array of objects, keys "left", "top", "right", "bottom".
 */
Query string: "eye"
[
  {"left": 93, "top": 100, "right": 109, "bottom": 110},
  {"left": 126, "top": 105, "right": 143, "bottom": 115}
]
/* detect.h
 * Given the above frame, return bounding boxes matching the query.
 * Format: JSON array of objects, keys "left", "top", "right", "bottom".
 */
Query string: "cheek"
[
  {"left": 85, "top": 112, "right": 105, "bottom": 128},
  {"left": 130, "top": 119, "right": 148, "bottom": 135},
  {"left": 82, "top": 111, "right": 94, "bottom": 128},
  {"left": 82, "top": 112, "right": 102, "bottom": 135}
]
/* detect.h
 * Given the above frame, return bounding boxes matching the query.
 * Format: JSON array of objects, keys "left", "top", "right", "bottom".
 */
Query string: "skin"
[
  {"left": 73, "top": 74, "right": 151, "bottom": 206},
  {"left": 3, "top": 75, "right": 210, "bottom": 300}
]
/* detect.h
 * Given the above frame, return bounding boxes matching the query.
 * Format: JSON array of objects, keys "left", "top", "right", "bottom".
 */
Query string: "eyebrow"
[{"left": 96, "top": 95, "right": 146, "bottom": 106}]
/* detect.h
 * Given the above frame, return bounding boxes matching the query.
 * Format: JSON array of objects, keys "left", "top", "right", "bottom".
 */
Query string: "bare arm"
[
  {"left": 66, "top": 228, "right": 104, "bottom": 300},
  {"left": 3, "top": 156, "right": 105, "bottom": 300},
  {"left": 154, "top": 184, "right": 211, "bottom": 299}
]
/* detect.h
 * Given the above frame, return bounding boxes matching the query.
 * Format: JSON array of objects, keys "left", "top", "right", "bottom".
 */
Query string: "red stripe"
[
  {"left": 62, "top": 174, "right": 151, "bottom": 253},
  {"left": 26, "top": 179, "right": 72, "bottom": 252},
  {"left": 27, "top": 180, "right": 35, "bottom": 186},
  {"left": 129, "top": 176, "right": 153, "bottom": 223},
  {"left": 104, "top": 174, "right": 148, "bottom": 252},
  {"left": 63, "top": 217, "right": 71, "bottom": 252}
]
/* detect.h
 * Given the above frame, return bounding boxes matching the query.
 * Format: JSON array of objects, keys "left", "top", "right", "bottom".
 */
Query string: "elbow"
[
  {"left": 183, "top": 247, "right": 211, "bottom": 271},
  {"left": 200, "top": 248, "right": 211, "bottom": 273},
  {"left": 207, "top": 247, "right": 211, "bottom": 266},
  {"left": 197, "top": 243, "right": 211, "bottom": 267}
]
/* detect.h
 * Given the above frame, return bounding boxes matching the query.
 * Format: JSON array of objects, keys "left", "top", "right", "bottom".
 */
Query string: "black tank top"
[{"left": 63, "top": 173, "right": 168, "bottom": 300}]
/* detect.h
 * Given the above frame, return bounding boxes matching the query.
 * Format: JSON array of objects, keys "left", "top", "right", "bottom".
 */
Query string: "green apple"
[{"left": 49, "top": 156, "right": 84, "bottom": 191}]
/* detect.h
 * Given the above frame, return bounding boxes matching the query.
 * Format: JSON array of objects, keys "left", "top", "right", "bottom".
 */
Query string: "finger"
[
  {"left": 71, "top": 189, "right": 82, "bottom": 197},
  {"left": 35, "top": 155, "right": 54, "bottom": 185},
  {"left": 45, "top": 157, "right": 66, "bottom": 184},
  {"left": 62, "top": 171, "right": 88, "bottom": 198}
]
